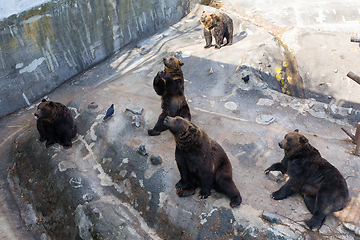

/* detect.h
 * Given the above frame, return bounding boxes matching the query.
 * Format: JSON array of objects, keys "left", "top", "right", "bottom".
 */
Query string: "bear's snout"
[
  {"left": 278, "top": 142, "right": 283, "bottom": 148},
  {"left": 34, "top": 113, "right": 38, "bottom": 117},
  {"left": 164, "top": 116, "right": 170, "bottom": 124}
]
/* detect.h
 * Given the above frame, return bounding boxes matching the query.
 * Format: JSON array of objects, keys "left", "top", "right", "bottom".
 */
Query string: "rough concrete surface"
[{"left": 1, "top": 1, "right": 360, "bottom": 239}]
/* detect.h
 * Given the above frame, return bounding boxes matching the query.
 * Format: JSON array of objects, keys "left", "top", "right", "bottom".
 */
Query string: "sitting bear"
[
  {"left": 200, "top": 11, "right": 233, "bottom": 49},
  {"left": 265, "top": 130, "right": 349, "bottom": 228},
  {"left": 148, "top": 56, "right": 191, "bottom": 136},
  {"left": 34, "top": 99, "right": 77, "bottom": 148},
  {"left": 164, "top": 116, "right": 242, "bottom": 208}
]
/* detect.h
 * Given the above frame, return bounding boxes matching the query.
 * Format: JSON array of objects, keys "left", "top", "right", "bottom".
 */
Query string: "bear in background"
[
  {"left": 265, "top": 130, "right": 349, "bottom": 228},
  {"left": 148, "top": 56, "right": 191, "bottom": 136},
  {"left": 200, "top": 11, "right": 233, "bottom": 49},
  {"left": 164, "top": 116, "right": 242, "bottom": 208},
  {"left": 35, "top": 99, "right": 77, "bottom": 148}
]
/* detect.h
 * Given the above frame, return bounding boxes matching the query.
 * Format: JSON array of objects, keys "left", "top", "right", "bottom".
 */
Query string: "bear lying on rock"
[
  {"left": 265, "top": 130, "right": 349, "bottom": 228},
  {"left": 164, "top": 116, "right": 242, "bottom": 208},
  {"left": 148, "top": 56, "right": 191, "bottom": 136},
  {"left": 200, "top": 11, "right": 233, "bottom": 49},
  {"left": 34, "top": 99, "right": 77, "bottom": 148}
]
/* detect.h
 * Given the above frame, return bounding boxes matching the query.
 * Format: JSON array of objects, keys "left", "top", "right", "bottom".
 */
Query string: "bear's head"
[
  {"left": 279, "top": 129, "right": 309, "bottom": 154},
  {"left": 35, "top": 99, "right": 54, "bottom": 120},
  {"left": 163, "top": 56, "right": 184, "bottom": 73},
  {"left": 200, "top": 11, "right": 218, "bottom": 29},
  {"left": 163, "top": 116, "right": 197, "bottom": 136}
]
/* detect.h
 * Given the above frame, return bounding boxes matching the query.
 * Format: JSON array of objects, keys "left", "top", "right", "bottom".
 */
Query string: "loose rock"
[
  {"left": 69, "top": 177, "right": 83, "bottom": 188},
  {"left": 88, "top": 102, "right": 98, "bottom": 109},
  {"left": 262, "top": 211, "right": 281, "bottom": 224},
  {"left": 138, "top": 144, "right": 148, "bottom": 156},
  {"left": 256, "top": 115, "right": 275, "bottom": 124},
  {"left": 150, "top": 154, "right": 162, "bottom": 165},
  {"left": 132, "top": 115, "right": 141, "bottom": 128},
  {"left": 126, "top": 107, "right": 143, "bottom": 115}
]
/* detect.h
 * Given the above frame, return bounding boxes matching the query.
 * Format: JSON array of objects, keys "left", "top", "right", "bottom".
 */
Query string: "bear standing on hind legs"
[
  {"left": 200, "top": 11, "right": 233, "bottom": 49},
  {"left": 148, "top": 56, "right": 191, "bottom": 136},
  {"left": 265, "top": 130, "right": 349, "bottom": 229},
  {"left": 163, "top": 116, "right": 242, "bottom": 208},
  {"left": 35, "top": 99, "right": 77, "bottom": 148}
]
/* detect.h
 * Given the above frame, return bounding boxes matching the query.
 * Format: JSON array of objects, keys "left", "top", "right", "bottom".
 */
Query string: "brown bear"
[
  {"left": 265, "top": 130, "right": 349, "bottom": 228},
  {"left": 34, "top": 99, "right": 77, "bottom": 148},
  {"left": 164, "top": 116, "right": 242, "bottom": 208},
  {"left": 148, "top": 56, "right": 191, "bottom": 136},
  {"left": 200, "top": 11, "right": 233, "bottom": 49}
]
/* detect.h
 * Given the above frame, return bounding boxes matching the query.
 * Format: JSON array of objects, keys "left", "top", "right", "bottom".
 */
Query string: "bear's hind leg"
[
  {"left": 303, "top": 195, "right": 316, "bottom": 214},
  {"left": 204, "top": 28, "right": 212, "bottom": 48},
  {"left": 215, "top": 169, "right": 242, "bottom": 207}
]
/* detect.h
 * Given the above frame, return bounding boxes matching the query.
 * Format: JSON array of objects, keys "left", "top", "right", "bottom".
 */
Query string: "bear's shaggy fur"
[
  {"left": 200, "top": 11, "right": 233, "bottom": 49},
  {"left": 148, "top": 56, "right": 191, "bottom": 136},
  {"left": 164, "top": 116, "right": 242, "bottom": 208},
  {"left": 35, "top": 99, "right": 77, "bottom": 148},
  {"left": 265, "top": 130, "right": 349, "bottom": 228}
]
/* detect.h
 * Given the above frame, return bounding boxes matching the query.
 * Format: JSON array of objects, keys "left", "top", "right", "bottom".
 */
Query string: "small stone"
[
  {"left": 208, "top": 68, "right": 215, "bottom": 75},
  {"left": 150, "top": 154, "right": 162, "bottom": 165},
  {"left": 262, "top": 211, "right": 281, "bottom": 224},
  {"left": 138, "top": 144, "right": 148, "bottom": 156},
  {"left": 174, "top": 51, "right": 182, "bottom": 58},
  {"left": 323, "top": 104, "right": 329, "bottom": 111},
  {"left": 224, "top": 101, "right": 237, "bottom": 111},
  {"left": 126, "top": 107, "right": 143, "bottom": 115},
  {"left": 88, "top": 102, "right": 98, "bottom": 109},
  {"left": 83, "top": 193, "right": 93, "bottom": 202},
  {"left": 347, "top": 108, "right": 353, "bottom": 115},
  {"left": 328, "top": 95, "right": 332, "bottom": 99},
  {"left": 69, "top": 177, "right": 83, "bottom": 188},
  {"left": 334, "top": 69, "right": 338, "bottom": 73},
  {"left": 132, "top": 115, "right": 141, "bottom": 128},
  {"left": 255, "top": 82, "right": 268, "bottom": 89},
  {"left": 267, "top": 171, "right": 285, "bottom": 182},
  {"left": 256, "top": 115, "right": 275, "bottom": 125},
  {"left": 330, "top": 104, "right": 338, "bottom": 114},
  {"left": 308, "top": 102, "right": 314, "bottom": 109}
]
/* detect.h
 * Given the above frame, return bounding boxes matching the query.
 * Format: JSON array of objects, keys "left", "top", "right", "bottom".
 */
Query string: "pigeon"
[{"left": 103, "top": 104, "right": 114, "bottom": 120}]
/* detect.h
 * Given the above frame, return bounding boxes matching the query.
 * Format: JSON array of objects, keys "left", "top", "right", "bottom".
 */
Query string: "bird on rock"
[{"left": 103, "top": 104, "right": 114, "bottom": 120}]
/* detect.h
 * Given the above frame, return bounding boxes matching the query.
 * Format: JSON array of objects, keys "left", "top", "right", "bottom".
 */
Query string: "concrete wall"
[{"left": 0, "top": 0, "right": 199, "bottom": 118}]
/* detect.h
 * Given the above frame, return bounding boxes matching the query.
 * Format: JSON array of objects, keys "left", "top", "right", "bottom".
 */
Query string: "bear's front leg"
[
  {"left": 198, "top": 172, "right": 212, "bottom": 199},
  {"left": 271, "top": 178, "right": 300, "bottom": 200},
  {"left": 175, "top": 153, "right": 197, "bottom": 197},
  {"left": 203, "top": 28, "right": 212, "bottom": 48},
  {"left": 153, "top": 71, "right": 166, "bottom": 96},
  {"left": 264, "top": 162, "right": 287, "bottom": 174}
]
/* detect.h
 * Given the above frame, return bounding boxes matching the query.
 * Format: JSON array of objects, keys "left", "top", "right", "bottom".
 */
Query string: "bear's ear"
[
  {"left": 299, "top": 135, "right": 308, "bottom": 145},
  {"left": 189, "top": 125, "right": 197, "bottom": 134},
  {"left": 210, "top": 13, "right": 217, "bottom": 19},
  {"left": 42, "top": 99, "right": 47, "bottom": 102},
  {"left": 49, "top": 101, "right": 54, "bottom": 107},
  {"left": 294, "top": 129, "right": 299, "bottom": 132},
  {"left": 179, "top": 61, "right": 184, "bottom": 66}
]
